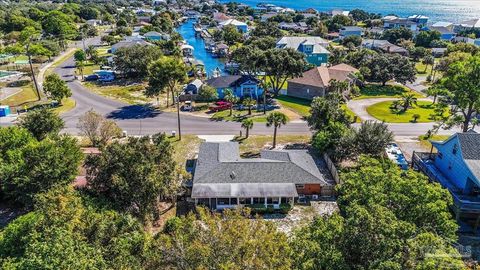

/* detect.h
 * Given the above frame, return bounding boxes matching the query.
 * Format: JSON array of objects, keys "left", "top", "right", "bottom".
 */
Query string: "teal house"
[{"left": 276, "top": 36, "right": 330, "bottom": 66}]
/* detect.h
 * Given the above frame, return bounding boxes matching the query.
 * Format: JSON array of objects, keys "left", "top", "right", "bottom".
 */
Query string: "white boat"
[{"left": 385, "top": 143, "right": 409, "bottom": 170}]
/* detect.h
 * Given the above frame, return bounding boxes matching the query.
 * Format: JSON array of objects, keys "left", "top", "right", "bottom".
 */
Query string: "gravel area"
[{"left": 265, "top": 201, "right": 339, "bottom": 235}]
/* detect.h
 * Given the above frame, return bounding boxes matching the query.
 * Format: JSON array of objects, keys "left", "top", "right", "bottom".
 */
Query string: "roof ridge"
[{"left": 287, "top": 152, "right": 330, "bottom": 186}]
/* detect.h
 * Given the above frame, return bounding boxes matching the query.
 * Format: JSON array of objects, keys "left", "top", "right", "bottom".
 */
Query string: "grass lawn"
[
  {"left": 52, "top": 98, "right": 76, "bottom": 115},
  {"left": 354, "top": 84, "right": 424, "bottom": 100},
  {"left": 234, "top": 135, "right": 311, "bottom": 157},
  {"left": 366, "top": 100, "right": 444, "bottom": 123},
  {"left": 415, "top": 61, "right": 431, "bottom": 75},
  {"left": 170, "top": 135, "right": 203, "bottom": 169},
  {"left": 83, "top": 81, "right": 149, "bottom": 104},
  {"left": 97, "top": 46, "right": 112, "bottom": 57},
  {"left": 0, "top": 81, "right": 40, "bottom": 112},
  {"left": 341, "top": 104, "right": 361, "bottom": 123},
  {"left": 83, "top": 61, "right": 101, "bottom": 76},
  {"left": 418, "top": 134, "right": 450, "bottom": 150},
  {"left": 276, "top": 95, "right": 311, "bottom": 117}
]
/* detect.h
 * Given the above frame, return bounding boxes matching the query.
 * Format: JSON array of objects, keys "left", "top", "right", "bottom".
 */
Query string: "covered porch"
[{"left": 192, "top": 183, "right": 297, "bottom": 211}]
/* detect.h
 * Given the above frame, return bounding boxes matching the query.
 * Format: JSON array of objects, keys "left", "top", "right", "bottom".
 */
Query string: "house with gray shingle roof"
[
  {"left": 191, "top": 142, "right": 334, "bottom": 210},
  {"left": 412, "top": 131, "right": 480, "bottom": 227}
]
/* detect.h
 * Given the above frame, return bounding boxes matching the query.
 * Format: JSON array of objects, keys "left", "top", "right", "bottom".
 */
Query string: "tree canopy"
[
  {"left": 85, "top": 133, "right": 178, "bottom": 227},
  {"left": 0, "top": 127, "right": 82, "bottom": 206}
]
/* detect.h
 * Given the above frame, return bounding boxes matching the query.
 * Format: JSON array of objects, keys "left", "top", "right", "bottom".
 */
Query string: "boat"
[{"left": 385, "top": 143, "right": 409, "bottom": 170}]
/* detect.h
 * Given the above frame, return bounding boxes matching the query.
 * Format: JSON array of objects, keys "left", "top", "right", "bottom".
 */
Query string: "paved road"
[
  {"left": 1, "top": 37, "right": 459, "bottom": 137},
  {"left": 57, "top": 40, "right": 311, "bottom": 136}
]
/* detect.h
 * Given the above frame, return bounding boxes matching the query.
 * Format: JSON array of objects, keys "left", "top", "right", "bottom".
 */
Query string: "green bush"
[
  {"left": 279, "top": 203, "right": 292, "bottom": 214},
  {"left": 246, "top": 203, "right": 292, "bottom": 214}
]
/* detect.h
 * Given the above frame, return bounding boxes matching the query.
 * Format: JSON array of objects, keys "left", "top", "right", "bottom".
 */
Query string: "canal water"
[{"left": 176, "top": 19, "right": 225, "bottom": 77}]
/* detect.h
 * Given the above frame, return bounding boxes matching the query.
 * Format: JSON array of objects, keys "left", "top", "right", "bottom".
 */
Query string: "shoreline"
[{"left": 217, "top": 0, "right": 479, "bottom": 23}]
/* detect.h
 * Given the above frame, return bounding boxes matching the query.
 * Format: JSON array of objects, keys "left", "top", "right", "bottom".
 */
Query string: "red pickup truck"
[{"left": 209, "top": 101, "right": 232, "bottom": 112}]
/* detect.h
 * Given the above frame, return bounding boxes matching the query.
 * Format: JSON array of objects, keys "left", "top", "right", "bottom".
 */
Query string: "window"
[
  {"left": 296, "top": 184, "right": 305, "bottom": 189},
  {"left": 253, "top": 198, "right": 265, "bottom": 204},
  {"left": 239, "top": 198, "right": 249, "bottom": 204},
  {"left": 272, "top": 197, "right": 280, "bottom": 204},
  {"left": 217, "top": 198, "right": 230, "bottom": 205},
  {"left": 452, "top": 144, "right": 458, "bottom": 155},
  {"left": 230, "top": 198, "right": 237, "bottom": 204},
  {"left": 437, "top": 152, "right": 443, "bottom": 159}
]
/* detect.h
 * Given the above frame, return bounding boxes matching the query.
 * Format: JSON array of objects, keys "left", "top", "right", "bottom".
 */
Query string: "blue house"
[
  {"left": 413, "top": 132, "right": 480, "bottom": 228},
  {"left": 204, "top": 75, "right": 263, "bottom": 99},
  {"left": 427, "top": 26, "right": 455, "bottom": 41},
  {"left": 276, "top": 37, "right": 330, "bottom": 66}
]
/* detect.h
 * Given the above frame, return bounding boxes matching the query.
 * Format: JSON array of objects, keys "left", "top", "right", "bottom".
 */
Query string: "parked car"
[
  {"left": 85, "top": 74, "right": 99, "bottom": 81},
  {"left": 182, "top": 101, "right": 193, "bottom": 111},
  {"left": 209, "top": 101, "right": 232, "bottom": 112}
]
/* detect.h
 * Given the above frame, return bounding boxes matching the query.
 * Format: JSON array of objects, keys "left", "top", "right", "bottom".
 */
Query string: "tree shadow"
[{"left": 106, "top": 104, "right": 162, "bottom": 120}]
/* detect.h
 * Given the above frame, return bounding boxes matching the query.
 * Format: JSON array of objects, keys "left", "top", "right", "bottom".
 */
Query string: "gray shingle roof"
[
  {"left": 193, "top": 142, "right": 329, "bottom": 185},
  {"left": 457, "top": 132, "right": 480, "bottom": 160}
]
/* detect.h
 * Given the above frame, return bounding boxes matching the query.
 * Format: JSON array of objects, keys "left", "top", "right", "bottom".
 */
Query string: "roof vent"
[{"left": 230, "top": 171, "right": 236, "bottom": 180}]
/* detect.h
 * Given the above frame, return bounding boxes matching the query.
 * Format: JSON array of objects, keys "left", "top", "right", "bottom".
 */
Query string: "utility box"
[{"left": 0, "top": 105, "right": 10, "bottom": 117}]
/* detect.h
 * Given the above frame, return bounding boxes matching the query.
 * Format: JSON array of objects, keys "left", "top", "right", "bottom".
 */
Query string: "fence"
[{"left": 323, "top": 153, "right": 341, "bottom": 185}]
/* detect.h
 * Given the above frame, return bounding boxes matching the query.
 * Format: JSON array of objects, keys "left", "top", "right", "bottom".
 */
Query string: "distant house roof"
[
  {"left": 386, "top": 18, "right": 417, "bottom": 25},
  {"left": 432, "top": 131, "right": 480, "bottom": 181},
  {"left": 205, "top": 75, "right": 259, "bottom": 89},
  {"left": 341, "top": 26, "right": 364, "bottom": 32},
  {"left": 191, "top": 142, "right": 330, "bottom": 198},
  {"left": 213, "top": 12, "right": 231, "bottom": 22},
  {"left": 429, "top": 26, "right": 454, "bottom": 35},
  {"left": 303, "top": 7, "right": 318, "bottom": 14},
  {"left": 219, "top": 19, "right": 247, "bottom": 27},
  {"left": 362, "top": 39, "right": 408, "bottom": 54},
  {"left": 459, "top": 18, "right": 480, "bottom": 28},
  {"left": 144, "top": 31, "right": 162, "bottom": 36},
  {"left": 111, "top": 39, "right": 153, "bottom": 52},
  {"left": 288, "top": 64, "right": 358, "bottom": 88},
  {"left": 276, "top": 36, "right": 329, "bottom": 54},
  {"left": 432, "top": 21, "right": 453, "bottom": 28}
]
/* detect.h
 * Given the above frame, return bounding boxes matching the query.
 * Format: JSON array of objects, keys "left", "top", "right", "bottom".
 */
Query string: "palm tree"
[
  {"left": 266, "top": 112, "right": 288, "bottom": 149},
  {"left": 422, "top": 55, "right": 435, "bottom": 74},
  {"left": 401, "top": 93, "right": 418, "bottom": 112},
  {"left": 224, "top": 89, "right": 239, "bottom": 116},
  {"left": 242, "top": 97, "right": 256, "bottom": 115},
  {"left": 241, "top": 118, "right": 253, "bottom": 138}
]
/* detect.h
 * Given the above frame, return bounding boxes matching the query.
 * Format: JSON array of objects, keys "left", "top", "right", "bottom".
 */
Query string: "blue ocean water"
[{"left": 220, "top": 0, "right": 480, "bottom": 23}]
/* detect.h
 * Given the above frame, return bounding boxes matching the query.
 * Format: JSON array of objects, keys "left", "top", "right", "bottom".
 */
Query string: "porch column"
[
  {"left": 291, "top": 197, "right": 295, "bottom": 206},
  {"left": 237, "top": 198, "right": 240, "bottom": 205},
  {"left": 251, "top": 197, "right": 253, "bottom": 204},
  {"left": 195, "top": 198, "right": 198, "bottom": 205},
  {"left": 264, "top": 197, "right": 267, "bottom": 208}
]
